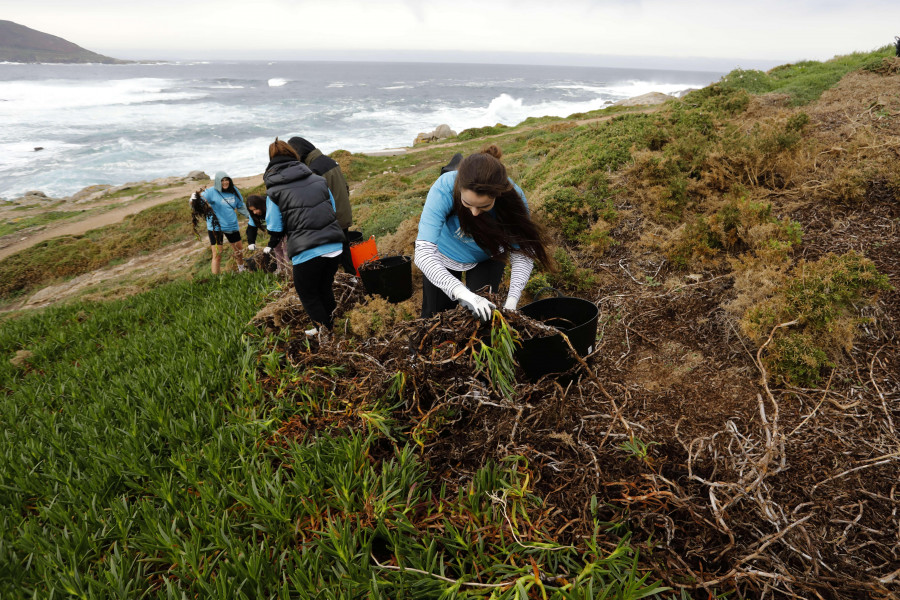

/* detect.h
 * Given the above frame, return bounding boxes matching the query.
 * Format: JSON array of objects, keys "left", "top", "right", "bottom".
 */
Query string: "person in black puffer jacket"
[
  {"left": 287, "top": 136, "right": 356, "bottom": 273},
  {"left": 264, "top": 139, "right": 346, "bottom": 337}
]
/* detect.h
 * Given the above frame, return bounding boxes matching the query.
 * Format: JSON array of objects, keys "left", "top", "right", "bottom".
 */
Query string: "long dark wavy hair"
[
  {"left": 453, "top": 145, "right": 553, "bottom": 268},
  {"left": 246, "top": 195, "right": 268, "bottom": 233}
]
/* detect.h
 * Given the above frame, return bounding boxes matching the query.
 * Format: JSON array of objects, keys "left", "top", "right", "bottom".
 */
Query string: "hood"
[
  {"left": 264, "top": 158, "right": 314, "bottom": 187},
  {"left": 214, "top": 171, "right": 233, "bottom": 193},
  {"left": 288, "top": 137, "right": 316, "bottom": 162}
]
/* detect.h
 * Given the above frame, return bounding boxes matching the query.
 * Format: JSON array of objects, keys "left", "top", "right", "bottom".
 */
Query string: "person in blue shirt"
[
  {"left": 414, "top": 144, "right": 553, "bottom": 321},
  {"left": 245, "top": 195, "right": 285, "bottom": 273},
  {"left": 190, "top": 172, "right": 250, "bottom": 275},
  {"left": 264, "top": 139, "right": 346, "bottom": 338}
]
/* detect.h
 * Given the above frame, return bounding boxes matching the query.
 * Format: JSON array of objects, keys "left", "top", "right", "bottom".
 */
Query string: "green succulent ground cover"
[{"left": 0, "top": 274, "right": 670, "bottom": 598}]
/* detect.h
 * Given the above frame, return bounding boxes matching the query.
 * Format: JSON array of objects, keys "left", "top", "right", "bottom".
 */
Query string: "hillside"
[
  {"left": 1, "top": 47, "right": 898, "bottom": 598},
  {"left": 0, "top": 20, "right": 127, "bottom": 63}
]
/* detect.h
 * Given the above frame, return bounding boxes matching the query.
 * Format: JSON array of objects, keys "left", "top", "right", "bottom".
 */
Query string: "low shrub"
[
  {"left": 741, "top": 251, "right": 891, "bottom": 385},
  {"left": 529, "top": 247, "right": 598, "bottom": 293},
  {"left": 456, "top": 123, "right": 509, "bottom": 141},
  {"left": 342, "top": 296, "right": 417, "bottom": 338}
]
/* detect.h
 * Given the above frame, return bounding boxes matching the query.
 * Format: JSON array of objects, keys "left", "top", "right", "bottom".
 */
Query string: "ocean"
[{"left": 0, "top": 61, "right": 724, "bottom": 200}]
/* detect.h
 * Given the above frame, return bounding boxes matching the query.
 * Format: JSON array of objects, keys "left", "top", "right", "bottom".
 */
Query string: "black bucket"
[
  {"left": 359, "top": 255, "right": 413, "bottom": 303},
  {"left": 515, "top": 296, "right": 599, "bottom": 379},
  {"left": 346, "top": 230, "right": 363, "bottom": 245}
]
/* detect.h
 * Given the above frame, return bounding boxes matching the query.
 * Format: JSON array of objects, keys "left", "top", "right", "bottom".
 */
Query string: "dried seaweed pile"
[{"left": 250, "top": 271, "right": 899, "bottom": 599}]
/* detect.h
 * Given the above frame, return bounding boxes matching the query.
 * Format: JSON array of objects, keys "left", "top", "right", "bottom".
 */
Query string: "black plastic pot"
[
  {"left": 346, "top": 230, "right": 363, "bottom": 245},
  {"left": 515, "top": 296, "right": 599, "bottom": 379},
  {"left": 359, "top": 255, "right": 413, "bottom": 303}
]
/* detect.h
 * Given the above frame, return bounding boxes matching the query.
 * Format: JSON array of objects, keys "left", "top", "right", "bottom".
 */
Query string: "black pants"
[
  {"left": 421, "top": 259, "right": 505, "bottom": 318},
  {"left": 292, "top": 255, "right": 341, "bottom": 330},
  {"left": 340, "top": 228, "right": 356, "bottom": 274}
]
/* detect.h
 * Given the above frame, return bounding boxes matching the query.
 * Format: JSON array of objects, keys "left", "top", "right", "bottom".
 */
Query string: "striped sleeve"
[
  {"left": 414, "top": 240, "right": 467, "bottom": 300},
  {"left": 507, "top": 251, "right": 534, "bottom": 307}
]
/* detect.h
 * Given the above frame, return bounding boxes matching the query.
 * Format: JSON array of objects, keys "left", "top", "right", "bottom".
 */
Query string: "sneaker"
[{"left": 304, "top": 327, "right": 318, "bottom": 336}]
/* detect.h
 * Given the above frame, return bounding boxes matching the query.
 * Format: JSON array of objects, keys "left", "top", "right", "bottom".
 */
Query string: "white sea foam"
[
  {"left": 347, "top": 92, "right": 621, "bottom": 136},
  {"left": 268, "top": 78, "right": 288, "bottom": 87},
  {"left": 0, "top": 78, "right": 206, "bottom": 113}
]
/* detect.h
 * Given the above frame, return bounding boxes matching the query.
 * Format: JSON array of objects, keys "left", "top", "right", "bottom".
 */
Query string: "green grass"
[
  {"left": 0, "top": 200, "right": 197, "bottom": 301},
  {"left": 0, "top": 210, "right": 90, "bottom": 237},
  {"left": 718, "top": 46, "right": 896, "bottom": 105},
  {"left": 0, "top": 275, "right": 668, "bottom": 598}
]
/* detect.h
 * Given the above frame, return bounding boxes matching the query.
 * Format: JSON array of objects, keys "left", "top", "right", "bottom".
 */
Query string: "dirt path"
[{"left": 0, "top": 174, "right": 263, "bottom": 262}]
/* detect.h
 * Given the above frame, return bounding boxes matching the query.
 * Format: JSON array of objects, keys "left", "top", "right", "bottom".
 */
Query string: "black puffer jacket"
[{"left": 264, "top": 156, "right": 345, "bottom": 260}]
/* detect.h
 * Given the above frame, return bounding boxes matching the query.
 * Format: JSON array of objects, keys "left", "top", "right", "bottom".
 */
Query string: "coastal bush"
[
  {"left": 664, "top": 216, "right": 722, "bottom": 268},
  {"left": 456, "top": 123, "right": 509, "bottom": 140},
  {"left": 664, "top": 196, "right": 803, "bottom": 268},
  {"left": 353, "top": 196, "right": 424, "bottom": 239},
  {"left": 539, "top": 177, "right": 618, "bottom": 243},
  {"left": 525, "top": 247, "right": 598, "bottom": 295},
  {"left": 713, "top": 115, "right": 808, "bottom": 189},
  {"left": 740, "top": 251, "right": 891, "bottom": 385}
]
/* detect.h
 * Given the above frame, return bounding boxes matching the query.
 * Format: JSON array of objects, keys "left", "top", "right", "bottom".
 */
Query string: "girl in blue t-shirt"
[
  {"left": 245, "top": 194, "right": 286, "bottom": 274},
  {"left": 414, "top": 145, "right": 553, "bottom": 320}
]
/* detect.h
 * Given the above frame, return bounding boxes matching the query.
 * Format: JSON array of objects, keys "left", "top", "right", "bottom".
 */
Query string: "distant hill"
[{"left": 0, "top": 20, "right": 128, "bottom": 63}]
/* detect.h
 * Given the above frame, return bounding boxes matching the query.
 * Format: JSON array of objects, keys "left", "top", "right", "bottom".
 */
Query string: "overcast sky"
[{"left": 3, "top": 0, "right": 898, "bottom": 70}]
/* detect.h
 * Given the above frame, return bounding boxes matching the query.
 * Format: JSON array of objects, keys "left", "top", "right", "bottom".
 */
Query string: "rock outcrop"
[
  {"left": 612, "top": 92, "right": 674, "bottom": 107},
  {"left": 414, "top": 124, "right": 457, "bottom": 146}
]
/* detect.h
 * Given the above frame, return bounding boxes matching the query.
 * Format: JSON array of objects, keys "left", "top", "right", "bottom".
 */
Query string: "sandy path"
[{"left": 0, "top": 174, "right": 263, "bottom": 262}]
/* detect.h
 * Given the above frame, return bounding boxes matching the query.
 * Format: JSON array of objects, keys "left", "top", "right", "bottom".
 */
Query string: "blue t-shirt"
[
  {"left": 416, "top": 171, "right": 528, "bottom": 263},
  {"left": 263, "top": 196, "right": 283, "bottom": 233},
  {"left": 202, "top": 187, "right": 246, "bottom": 232},
  {"left": 265, "top": 192, "right": 343, "bottom": 265}
]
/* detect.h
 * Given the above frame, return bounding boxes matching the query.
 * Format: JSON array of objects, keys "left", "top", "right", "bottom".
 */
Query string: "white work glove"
[
  {"left": 189, "top": 192, "right": 199, "bottom": 203},
  {"left": 247, "top": 244, "right": 256, "bottom": 251},
  {"left": 263, "top": 247, "right": 272, "bottom": 255},
  {"left": 503, "top": 297, "right": 518, "bottom": 311},
  {"left": 455, "top": 288, "right": 496, "bottom": 322}
]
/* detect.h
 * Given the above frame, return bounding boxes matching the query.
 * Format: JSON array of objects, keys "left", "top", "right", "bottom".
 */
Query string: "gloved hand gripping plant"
[{"left": 472, "top": 310, "right": 520, "bottom": 400}]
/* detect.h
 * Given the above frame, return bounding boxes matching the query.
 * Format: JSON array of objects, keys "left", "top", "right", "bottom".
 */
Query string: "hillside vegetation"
[
  {"left": 0, "top": 20, "right": 126, "bottom": 63},
  {"left": 1, "top": 47, "right": 898, "bottom": 598}
]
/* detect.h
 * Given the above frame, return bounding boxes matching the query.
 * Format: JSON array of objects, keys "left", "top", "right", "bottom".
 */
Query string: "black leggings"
[
  {"left": 340, "top": 229, "right": 356, "bottom": 274},
  {"left": 421, "top": 259, "right": 505, "bottom": 318},
  {"left": 292, "top": 255, "right": 341, "bottom": 330}
]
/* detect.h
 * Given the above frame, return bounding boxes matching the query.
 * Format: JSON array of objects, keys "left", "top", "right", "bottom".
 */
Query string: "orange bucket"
[{"left": 349, "top": 236, "right": 378, "bottom": 276}]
